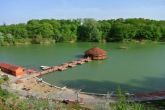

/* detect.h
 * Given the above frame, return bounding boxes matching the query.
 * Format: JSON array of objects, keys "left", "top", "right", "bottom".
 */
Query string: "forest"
[{"left": 0, "top": 18, "right": 165, "bottom": 45}]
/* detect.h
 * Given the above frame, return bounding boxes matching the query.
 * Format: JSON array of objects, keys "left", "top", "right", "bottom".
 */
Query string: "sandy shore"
[{"left": 0, "top": 71, "right": 113, "bottom": 107}]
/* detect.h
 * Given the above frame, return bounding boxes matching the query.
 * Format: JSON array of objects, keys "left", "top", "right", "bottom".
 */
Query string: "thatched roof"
[{"left": 85, "top": 47, "right": 107, "bottom": 57}]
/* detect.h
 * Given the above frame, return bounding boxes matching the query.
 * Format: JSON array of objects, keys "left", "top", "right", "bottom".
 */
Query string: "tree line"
[{"left": 0, "top": 18, "right": 165, "bottom": 45}]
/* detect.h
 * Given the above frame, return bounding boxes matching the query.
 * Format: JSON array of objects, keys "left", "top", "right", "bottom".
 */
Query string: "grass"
[{"left": 109, "top": 88, "right": 157, "bottom": 110}]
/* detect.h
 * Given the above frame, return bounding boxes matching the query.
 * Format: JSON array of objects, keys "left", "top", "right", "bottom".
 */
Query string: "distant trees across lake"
[{"left": 0, "top": 18, "right": 165, "bottom": 45}]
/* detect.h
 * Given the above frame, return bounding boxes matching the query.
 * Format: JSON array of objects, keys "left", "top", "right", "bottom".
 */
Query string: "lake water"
[{"left": 1, "top": 42, "right": 165, "bottom": 94}]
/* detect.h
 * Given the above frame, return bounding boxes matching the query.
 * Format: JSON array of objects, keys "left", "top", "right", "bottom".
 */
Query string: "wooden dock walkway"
[{"left": 36, "top": 57, "right": 92, "bottom": 77}]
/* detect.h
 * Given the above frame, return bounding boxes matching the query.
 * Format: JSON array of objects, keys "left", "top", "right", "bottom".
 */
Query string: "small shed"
[
  {"left": 85, "top": 47, "right": 107, "bottom": 60},
  {"left": 0, "top": 63, "right": 24, "bottom": 77}
]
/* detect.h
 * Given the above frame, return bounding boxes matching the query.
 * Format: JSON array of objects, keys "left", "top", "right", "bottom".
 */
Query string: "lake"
[{"left": 1, "top": 42, "right": 165, "bottom": 94}]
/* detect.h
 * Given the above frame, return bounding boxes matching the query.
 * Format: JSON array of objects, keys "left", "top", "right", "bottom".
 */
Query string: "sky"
[{"left": 0, "top": 0, "right": 165, "bottom": 24}]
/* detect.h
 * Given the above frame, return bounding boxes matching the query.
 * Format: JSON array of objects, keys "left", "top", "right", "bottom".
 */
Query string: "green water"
[{"left": 1, "top": 43, "right": 165, "bottom": 93}]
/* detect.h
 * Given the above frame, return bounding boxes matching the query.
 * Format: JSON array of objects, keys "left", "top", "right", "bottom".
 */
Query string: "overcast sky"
[{"left": 0, "top": 0, "right": 165, "bottom": 24}]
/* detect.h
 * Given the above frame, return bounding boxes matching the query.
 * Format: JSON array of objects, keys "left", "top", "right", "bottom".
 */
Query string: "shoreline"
[
  {"left": 1, "top": 70, "right": 165, "bottom": 106},
  {"left": 0, "top": 39, "right": 162, "bottom": 46},
  {"left": 35, "top": 76, "right": 112, "bottom": 97},
  {"left": 0, "top": 71, "right": 112, "bottom": 105}
]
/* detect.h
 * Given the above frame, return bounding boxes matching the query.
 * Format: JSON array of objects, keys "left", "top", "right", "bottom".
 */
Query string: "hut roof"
[
  {"left": 0, "top": 63, "right": 23, "bottom": 72},
  {"left": 85, "top": 47, "right": 107, "bottom": 56}
]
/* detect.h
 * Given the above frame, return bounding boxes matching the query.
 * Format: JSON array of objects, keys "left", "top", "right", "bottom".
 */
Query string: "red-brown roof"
[
  {"left": 85, "top": 47, "right": 107, "bottom": 56},
  {"left": 0, "top": 63, "right": 22, "bottom": 72}
]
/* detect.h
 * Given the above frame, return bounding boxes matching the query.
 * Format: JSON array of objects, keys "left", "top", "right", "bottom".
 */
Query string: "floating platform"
[{"left": 35, "top": 57, "right": 92, "bottom": 77}]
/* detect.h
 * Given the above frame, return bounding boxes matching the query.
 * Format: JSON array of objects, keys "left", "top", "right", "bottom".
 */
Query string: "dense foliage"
[{"left": 0, "top": 18, "right": 165, "bottom": 45}]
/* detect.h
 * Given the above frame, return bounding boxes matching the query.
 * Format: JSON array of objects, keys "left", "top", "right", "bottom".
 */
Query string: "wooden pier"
[{"left": 36, "top": 57, "right": 92, "bottom": 77}]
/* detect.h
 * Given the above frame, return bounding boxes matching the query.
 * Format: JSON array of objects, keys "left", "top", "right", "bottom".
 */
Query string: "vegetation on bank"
[
  {"left": 0, "top": 76, "right": 84, "bottom": 110},
  {"left": 0, "top": 18, "right": 165, "bottom": 45},
  {"left": 0, "top": 77, "right": 157, "bottom": 110},
  {"left": 0, "top": 88, "right": 156, "bottom": 110},
  {"left": 110, "top": 88, "right": 155, "bottom": 110},
  {"left": 0, "top": 88, "right": 85, "bottom": 110}
]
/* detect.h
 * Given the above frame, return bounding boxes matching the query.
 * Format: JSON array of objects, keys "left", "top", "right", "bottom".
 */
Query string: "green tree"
[
  {"left": 0, "top": 18, "right": 165, "bottom": 44},
  {"left": 0, "top": 32, "right": 4, "bottom": 45},
  {"left": 60, "top": 24, "right": 77, "bottom": 42},
  {"left": 134, "top": 25, "right": 161, "bottom": 41},
  {"left": 160, "top": 27, "right": 165, "bottom": 41},
  {"left": 13, "top": 24, "right": 28, "bottom": 38},
  {"left": 27, "top": 20, "right": 41, "bottom": 38},
  {"left": 78, "top": 19, "right": 102, "bottom": 42},
  {"left": 99, "top": 21, "right": 111, "bottom": 41},
  {"left": 148, "top": 25, "right": 161, "bottom": 41},
  {"left": 50, "top": 20, "right": 62, "bottom": 42},
  {"left": 4, "top": 33, "right": 15, "bottom": 44},
  {"left": 107, "top": 23, "right": 122, "bottom": 41},
  {"left": 39, "top": 22, "right": 54, "bottom": 38}
]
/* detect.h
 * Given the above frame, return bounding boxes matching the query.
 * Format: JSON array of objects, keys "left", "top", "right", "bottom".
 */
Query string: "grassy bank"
[
  {"left": 0, "top": 87, "right": 156, "bottom": 110},
  {"left": 0, "top": 38, "right": 162, "bottom": 46},
  {"left": 0, "top": 76, "right": 156, "bottom": 110},
  {"left": 0, "top": 38, "right": 56, "bottom": 46}
]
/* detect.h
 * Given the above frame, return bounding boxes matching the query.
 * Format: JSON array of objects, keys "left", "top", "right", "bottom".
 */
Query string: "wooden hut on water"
[{"left": 85, "top": 47, "right": 107, "bottom": 60}]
